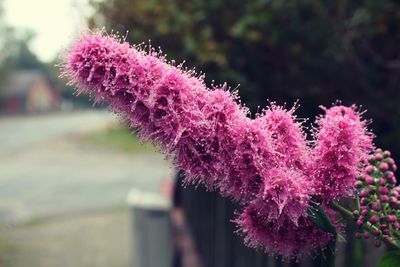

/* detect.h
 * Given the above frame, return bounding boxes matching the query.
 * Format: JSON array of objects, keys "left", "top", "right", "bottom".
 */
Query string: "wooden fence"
[{"left": 176, "top": 173, "right": 387, "bottom": 267}]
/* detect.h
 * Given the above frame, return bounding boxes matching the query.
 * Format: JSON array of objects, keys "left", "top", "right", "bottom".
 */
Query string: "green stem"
[
  {"left": 355, "top": 195, "right": 361, "bottom": 212},
  {"left": 330, "top": 202, "right": 353, "bottom": 218},
  {"left": 329, "top": 202, "right": 400, "bottom": 251}
]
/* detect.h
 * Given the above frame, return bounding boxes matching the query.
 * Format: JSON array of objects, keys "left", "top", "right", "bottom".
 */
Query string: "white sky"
[{"left": 4, "top": 0, "right": 93, "bottom": 62}]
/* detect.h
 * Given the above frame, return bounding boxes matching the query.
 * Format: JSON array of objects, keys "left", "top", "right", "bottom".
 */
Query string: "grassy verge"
[
  {"left": 0, "top": 208, "right": 131, "bottom": 267},
  {"left": 0, "top": 237, "right": 18, "bottom": 267},
  {"left": 79, "top": 125, "right": 157, "bottom": 153}
]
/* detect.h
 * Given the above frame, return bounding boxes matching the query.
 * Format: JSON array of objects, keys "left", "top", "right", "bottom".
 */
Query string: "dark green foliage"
[
  {"left": 308, "top": 202, "right": 337, "bottom": 235},
  {"left": 378, "top": 252, "right": 400, "bottom": 267},
  {"left": 89, "top": 0, "right": 400, "bottom": 156},
  {"left": 307, "top": 202, "right": 337, "bottom": 267},
  {"left": 0, "top": 0, "right": 44, "bottom": 85},
  {"left": 12, "top": 33, "right": 43, "bottom": 70}
]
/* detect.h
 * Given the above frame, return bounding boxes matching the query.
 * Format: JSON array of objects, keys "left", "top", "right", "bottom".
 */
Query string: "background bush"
[{"left": 89, "top": 0, "right": 400, "bottom": 156}]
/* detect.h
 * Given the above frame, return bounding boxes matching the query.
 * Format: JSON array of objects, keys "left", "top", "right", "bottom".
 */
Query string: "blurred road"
[
  {"left": 0, "top": 111, "right": 171, "bottom": 222},
  {"left": 0, "top": 111, "right": 114, "bottom": 156}
]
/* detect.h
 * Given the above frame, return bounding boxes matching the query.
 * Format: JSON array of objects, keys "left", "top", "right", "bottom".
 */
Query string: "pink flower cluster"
[
  {"left": 312, "top": 106, "right": 374, "bottom": 201},
  {"left": 236, "top": 167, "right": 333, "bottom": 257},
  {"left": 61, "top": 32, "right": 373, "bottom": 259}
]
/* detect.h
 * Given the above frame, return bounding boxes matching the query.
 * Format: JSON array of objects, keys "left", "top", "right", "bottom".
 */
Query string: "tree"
[
  {"left": 88, "top": 0, "right": 400, "bottom": 157},
  {"left": 0, "top": 0, "right": 15, "bottom": 84},
  {"left": 0, "top": 1, "right": 42, "bottom": 77},
  {"left": 11, "top": 31, "right": 43, "bottom": 70}
]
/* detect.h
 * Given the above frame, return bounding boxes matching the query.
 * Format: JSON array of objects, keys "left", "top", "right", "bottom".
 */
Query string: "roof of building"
[{"left": 0, "top": 70, "right": 46, "bottom": 98}]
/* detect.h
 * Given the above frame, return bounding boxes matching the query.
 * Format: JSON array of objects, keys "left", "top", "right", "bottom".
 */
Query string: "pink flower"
[
  {"left": 311, "top": 105, "right": 373, "bottom": 201},
  {"left": 61, "top": 32, "right": 281, "bottom": 201},
  {"left": 235, "top": 167, "right": 333, "bottom": 259},
  {"left": 260, "top": 104, "right": 311, "bottom": 170},
  {"left": 60, "top": 32, "right": 373, "bottom": 258},
  {"left": 237, "top": 205, "right": 332, "bottom": 259}
]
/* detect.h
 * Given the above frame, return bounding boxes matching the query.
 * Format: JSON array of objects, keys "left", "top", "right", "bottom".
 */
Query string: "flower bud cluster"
[{"left": 353, "top": 149, "right": 400, "bottom": 247}]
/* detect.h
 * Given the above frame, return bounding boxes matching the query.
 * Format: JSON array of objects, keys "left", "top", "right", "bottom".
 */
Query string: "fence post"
[{"left": 127, "top": 188, "right": 172, "bottom": 267}]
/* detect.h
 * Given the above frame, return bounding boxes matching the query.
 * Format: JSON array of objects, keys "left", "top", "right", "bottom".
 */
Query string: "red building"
[{"left": 0, "top": 71, "right": 60, "bottom": 114}]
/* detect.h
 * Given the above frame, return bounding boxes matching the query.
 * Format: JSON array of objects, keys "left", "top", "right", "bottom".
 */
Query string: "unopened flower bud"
[
  {"left": 352, "top": 210, "right": 360, "bottom": 217},
  {"left": 384, "top": 237, "right": 392, "bottom": 244},
  {"left": 363, "top": 233, "right": 370, "bottom": 239},
  {"left": 384, "top": 150, "right": 391, "bottom": 157},
  {"left": 393, "top": 164, "right": 398, "bottom": 172},
  {"left": 375, "top": 153, "right": 383, "bottom": 161},
  {"left": 370, "top": 215, "right": 379, "bottom": 224},
  {"left": 380, "top": 163, "right": 389, "bottom": 172},
  {"left": 383, "top": 229, "right": 390, "bottom": 235},
  {"left": 374, "top": 240, "right": 382, "bottom": 247},
  {"left": 360, "top": 198, "right": 369, "bottom": 205},
  {"left": 390, "top": 197, "right": 398, "bottom": 205},
  {"left": 366, "top": 166, "right": 375, "bottom": 174},
  {"left": 355, "top": 232, "right": 362, "bottom": 239},
  {"left": 379, "top": 187, "right": 389, "bottom": 195},
  {"left": 373, "top": 229, "right": 380, "bottom": 236},
  {"left": 368, "top": 155, "right": 376, "bottom": 163},
  {"left": 380, "top": 195, "right": 389, "bottom": 202},
  {"left": 356, "top": 219, "right": 364, "bottom": 227},
  {"left": 365, "top": 176, "right": 374, "bottom": 185},
  {"left": 379, "top": 179, "right": 387, "bottom": 186},
  {"left": 360, "top": 190, "right": 369, "bottom": 197},
  {"left": 388, "top": 215, "right": 397, "bottom": 223},
  {"left": 371, "top": 203, "right": 381, "bottom": 212},
  {"left": 361, "top": 209, "right": 368, "bottom": 216},
  {"left": 354, "top": 181, "right": 363, "bottom": 189}
]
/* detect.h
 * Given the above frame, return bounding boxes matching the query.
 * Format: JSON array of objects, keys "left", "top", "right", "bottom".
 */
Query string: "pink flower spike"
[
  {"left": 60, "top": 32, "right": 279, "bottom": 201},
  {"left": 260, "top": 103, "right": 311, "bottom": 169},
  {"left": 60, "top": 32, "right": 377, "bottom": 259},
  {"left": 311, "top": 105, "right": 373, "bottom": 201},
  {"left": 236, "top": 201, "right": 333, "bottom": 260}
]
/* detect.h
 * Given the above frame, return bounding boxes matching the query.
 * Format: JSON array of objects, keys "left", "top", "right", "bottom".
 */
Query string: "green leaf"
[
  {"left": 307, "top": 202, "right": 337, "bottom": 267},
  {"left": 337, "top": 233, "right": 347, "bottom": 243},
  {"left": 378, "top": 252, "right": 400, "bottom": 267},
  {"left": 307, "top": 202, "right": 337, "bottom": 235}
]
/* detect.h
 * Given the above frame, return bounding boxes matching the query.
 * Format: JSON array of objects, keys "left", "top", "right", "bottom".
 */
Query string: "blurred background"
[{"left": 1, "top": 0, "right": 400, "bottom": 267}]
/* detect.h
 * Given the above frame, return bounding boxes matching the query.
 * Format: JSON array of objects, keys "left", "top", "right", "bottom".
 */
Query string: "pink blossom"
[
  {"left": 260, "top": 104, "right": 311, "bottom": 170},
  {"left": 311, "top": 105, "right": 373, "bottom": 201},
  {"left": 60, "top": 32, "right": 373, "bottom": 257},
  {"left": 238, "top": 202, "right": 332, "bottom": 259},
  {"left": 61, "top": 32, "right": 281, "bottom": 201}
]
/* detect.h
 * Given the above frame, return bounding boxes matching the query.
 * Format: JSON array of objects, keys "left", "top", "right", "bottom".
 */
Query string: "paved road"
[
  {"left": 0, "top": 111, "right": 114, "bottom": 156},
  {"left": 0, "top": 111, "right": 171, "bottom": 222}
]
